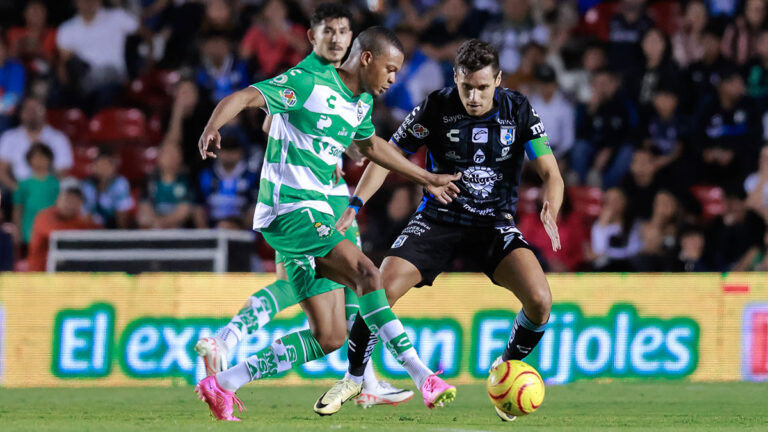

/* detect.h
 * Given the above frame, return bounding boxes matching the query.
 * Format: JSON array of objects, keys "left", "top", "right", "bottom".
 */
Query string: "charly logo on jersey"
[
  {"left": 409, "top": 123, "right": 429, "bottom": 139},
  {"left": 281, "top": 89, "right": 297, "bottom": 107},
  {"left": 461, "top": 166, "right": 503, "bottom": 198},
  {"left": 472, "top": 128, "right": 488, "bottom": 143},
  {"left": 473, "top": 149, "right": 486, "bottom": 163}
]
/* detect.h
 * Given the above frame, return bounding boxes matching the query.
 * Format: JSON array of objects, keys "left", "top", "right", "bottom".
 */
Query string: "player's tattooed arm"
[
  {"left": 198, "top": 87, "right": 265, "bottom": 160},
  {"left": 530, "top": 153, "right": 564, "bottom": 251}
]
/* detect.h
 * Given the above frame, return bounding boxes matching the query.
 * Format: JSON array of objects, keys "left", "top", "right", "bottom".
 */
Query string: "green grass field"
[{"left": 1, "top": 381, "right": 766, "bottom": 431}]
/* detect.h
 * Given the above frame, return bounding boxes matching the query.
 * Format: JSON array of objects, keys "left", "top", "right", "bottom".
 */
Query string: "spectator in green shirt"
[
  {"left": 12, "top": 142, "right": 59, "bottom": 244},
  {"left": 137, "top": 144, "right": 193, "bottom": 229}
]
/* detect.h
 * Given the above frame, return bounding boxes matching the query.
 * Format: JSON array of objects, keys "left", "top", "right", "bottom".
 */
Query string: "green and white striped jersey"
[{"left": 251, "top": 57, "right": 375, "bottom": 230}]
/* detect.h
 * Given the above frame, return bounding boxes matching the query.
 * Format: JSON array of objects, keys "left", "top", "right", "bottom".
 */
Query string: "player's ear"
[
  {"left": 306, "top": 28, "right": 315, "bottom": 46},
  {"left": 495, "top": 70, "right": 502, "bottom": 87},
  {"left": 360, "top": 50, "right": 373, "bottom": 67},
  {"left": 453, "top": 68, "right": 459, "bottom": 86}
]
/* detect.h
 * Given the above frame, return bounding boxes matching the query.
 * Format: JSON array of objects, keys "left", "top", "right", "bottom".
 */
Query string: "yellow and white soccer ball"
[{"left": 487, "top": 360, "right": 545, "bottom": 416}]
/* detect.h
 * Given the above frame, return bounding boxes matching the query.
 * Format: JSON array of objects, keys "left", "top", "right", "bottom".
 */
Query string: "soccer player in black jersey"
[{"left": 325, "top": 39, "right": 564, "bottom": 420}]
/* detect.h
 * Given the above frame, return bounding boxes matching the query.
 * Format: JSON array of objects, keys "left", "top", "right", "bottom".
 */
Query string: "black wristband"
[{"left": 348, "top": 196, "right": 364, "bottom": 214}]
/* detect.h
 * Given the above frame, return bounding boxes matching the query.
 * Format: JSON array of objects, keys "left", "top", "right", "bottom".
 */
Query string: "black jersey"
[{"left": 392, "top": 86, "right": 552, "bottom": 227}]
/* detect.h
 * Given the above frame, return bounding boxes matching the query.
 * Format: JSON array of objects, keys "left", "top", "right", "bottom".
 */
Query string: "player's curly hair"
[
  {"left": 455, "top": 39, "right": 500, "bottom": 75},
  {"left": 310, "top": 3, "right": 353, "bottom": 29}
]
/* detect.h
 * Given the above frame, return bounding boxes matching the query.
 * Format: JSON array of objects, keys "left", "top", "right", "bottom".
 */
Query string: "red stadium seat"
[
  {"left": 46, "top": 108, "right": 89, "bottom": 143},
  {"left": 648, "top": 1, "right": 682, "bottom": 35},
  {"left": 690, "top": 185, "right": 726, "bottom": 222},
  {"left": 567, "top": 186, "right": 603, "bottom": 220},
  {"left": 87, "top": 108, "right": 147, "bottom": 143},
  {"left": 124, "top": 69, "right": 180, "bottom": 113},
  {"left": 70, "top": 146, "right": 99, "bottom": 179},
  {"left": 119, "top": 146, "right": 159, "bottom": 183},
  {"left": 578, "top": 1, "right": 618, "bottom": 41},
  {"left": 517, "top": 186, "right": 541, "bottom": 217}
]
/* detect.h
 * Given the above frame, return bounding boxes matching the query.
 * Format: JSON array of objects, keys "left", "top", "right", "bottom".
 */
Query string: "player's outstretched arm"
[
  {"left": 355, "top": 135, "right": 460, "bottom": 192},
  {"left": 198, "top": 87, "right": 266, "bottom": 160},
  {"left": 335, "top": 159, "right": 391, "bottom": 233},
  {"left": 531, "top": 153, "right": 564, "bottom": 251}
]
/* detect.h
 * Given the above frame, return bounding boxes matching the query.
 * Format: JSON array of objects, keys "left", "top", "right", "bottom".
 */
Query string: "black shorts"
[{"left": 386, "top": 212, "right": 533, "bottom": 287}]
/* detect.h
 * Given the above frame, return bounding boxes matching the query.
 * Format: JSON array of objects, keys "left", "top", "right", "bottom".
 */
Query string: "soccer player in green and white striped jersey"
[
  {"left": 194, "top": 27, "right": 461, "bottom": 421},
  {"left": 193, "top": 4, "right": 413, "bottom": 408}
]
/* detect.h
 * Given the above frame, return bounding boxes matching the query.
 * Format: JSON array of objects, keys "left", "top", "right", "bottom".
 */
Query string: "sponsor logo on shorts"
[
  {"left": 392, "top": 235, "right": 408, "bottom": 248},
  {"left": 281, "top": 89, "right": 297, "bottom": 107},
  {"left": 314, "top": 222, "right": 331, "bottom": 238},
  {"left": 410, "top": 123, "right": 429, "bottom": 139}
]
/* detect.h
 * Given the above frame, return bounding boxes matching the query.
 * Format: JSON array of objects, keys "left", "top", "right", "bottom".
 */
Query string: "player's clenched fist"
[{"left": 198, "top": 128, "right": 221, "bottom": 160}]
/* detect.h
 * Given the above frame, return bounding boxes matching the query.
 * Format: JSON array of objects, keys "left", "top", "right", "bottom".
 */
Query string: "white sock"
[
  {"left": 398, "top": 348, "right": 433, "bottom": 389},
  {"left": 216, "top": 324, "right": 241, "bottom": 353},
  {"left": 344, "top": 370, "right": 364, "bottom": 384},
  {"left": 216, "top": 362, "right": 251, "bottom": 392},
  {"left": 362, "top": 361, "right": 377, "bottom": 388}
]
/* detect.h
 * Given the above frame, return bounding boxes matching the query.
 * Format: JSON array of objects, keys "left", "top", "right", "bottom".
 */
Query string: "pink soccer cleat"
[
  {"left": 194, "top": 375, "right": 245, "bottom": 421},
  {"left": 420, "top": 371, "right": 457, "bottom": 409}
]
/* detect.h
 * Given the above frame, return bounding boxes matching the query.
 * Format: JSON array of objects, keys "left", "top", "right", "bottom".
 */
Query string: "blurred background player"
[
  {"left": 193, "top": 27, "right": 460, "bottom": 421},
  {"left": 194, "top": 4, "right": 413, "bottom": 408},
  {"left": 329, "top": 39, "right": 563, "bottom": 422}
]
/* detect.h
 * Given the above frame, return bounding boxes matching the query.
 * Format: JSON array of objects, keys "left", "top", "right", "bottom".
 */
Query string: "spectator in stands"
[
  {"left": 629, "top": 223, "right": 677, "bottom": 271},
  {"left": 12, "top": 143, "right": 59, "bottom": 246},
  {"left": 606, "top": 0, "right": 654, "bottom": 78},
  {"left": 722, "top": 0, "right": 767, "bottom": 65},
  {"left": 676, "top": 226, "right": 708, "bottom": 271},
  {"left": 647, "top": 189, "right": 682, "bottom": 254},
  {"left": 138, "top": 144, "right": 193, "bottom": 229},
  {"left": 733, "top": 230, "right": 768, "bottom": 270},
  {"left": 551, "top": 41, "right": 607, "bottom": 104},
  {"left": 672, "top": 0, "right": 708, "bottom": 68},
  {"left": 0, "top": 38, "right": 26, "bottom": 133},
  {"left": 420, "top": 0, "right": 487, "bottom": 64},
  {"left": 745, "top": 145, "right": 768, "bottom": 220},
  {"left": 502, "top": 41, "right": 546, "bottom": 94},
  {"left": 587, "top": 187, "right": 642, "bottom": 271},
  {"left": 634, "top": 28, "right": 680, "bottom": 115},
  {"left": 383, "top": 24, "right": 445, "bottom": 122},
  {"left": 481, "top": 0, "right": 549, "bottom": 74},
  {"left": 572, "top": 67, "right": 639, "bottom": 188},
  {"left": 706, "top": 186, "right": 766, "bottom": 271},
  {"left": 642, "top": 86, "right": 688, "bottom": 184},
  {"left": 0, "top": 96, "right": 73, "bottom": 191},
  {"left": 55, "top": 0, "right": 139, "bottom": 112},
  {"left": 529, "top": 64, "right": 575, "bottom": 161},
  {"left": 744, "top": 29, "right": 768, "bottom": 109},
  {"left": 5, "top": 0, "right": 56, "bottom": 78},
  {"left": 196, "top": 30, "right": 250, "bottom": 104},
  {"left": 81, "top": 149, "right": 135, "bottom": 229},
  {"left": 620, "top": 148, "right": 661, "bottom": 221},
  {"left": 200, "top": 0, "right": 236, "bottom": 34},
  {"left": 694, "top": 65, "right": 762, "bottom": 186},
  {"left": 194, "top": 137, "right": 258, "bottom": 229},
  {"left": 239, "top": 0, "right": 308, "bottom": 80},
  {"left": 27, "top": 178, "right": 101, "bottom": 271},
  {"left": 160, "top": 78, "right": 214, "bottom": 177},
  {"left": 684, "top": 23, "right": 730, "bottom": 110}
]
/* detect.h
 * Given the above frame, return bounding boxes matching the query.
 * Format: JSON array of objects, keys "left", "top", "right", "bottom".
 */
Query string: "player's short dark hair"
[
  {"left": 352, "top": 26, "right": 404, "bottom": 57},
  {"left": 26, "top": 142, "right": 54, "bottom": 164},
  {"left": 310, "top": 3, "right": 353, "bottom": 28},
  {"left": 455, "top": 39, "right": 500, "bottom": 75}
]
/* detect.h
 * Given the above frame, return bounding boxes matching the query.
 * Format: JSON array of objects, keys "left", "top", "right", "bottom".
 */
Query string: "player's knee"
[
  {"left": 525, "top": 287, "right": 552, "bottom": 325},
  {"left": 314, "top": 329, "right": 347, "bottom": 354},
  {"left": 356, "top": 260, "right": 381, "bottom": 295}
]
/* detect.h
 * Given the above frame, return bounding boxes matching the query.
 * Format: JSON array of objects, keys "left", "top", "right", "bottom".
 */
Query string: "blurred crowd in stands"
[{"left": 1, "top": 0, "right": 768, "bottom": 274}]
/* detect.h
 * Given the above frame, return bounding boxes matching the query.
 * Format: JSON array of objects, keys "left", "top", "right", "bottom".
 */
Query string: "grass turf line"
[{"left": 0, "top": 381, "right": 766, "bottom": 431}]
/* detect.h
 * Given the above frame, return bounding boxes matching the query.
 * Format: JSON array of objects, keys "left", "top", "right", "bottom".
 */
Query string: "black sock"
[
  {"left": 347, "top": 313, "right": 378, "bottom": 376},
  {"left": 502, "top": 310, "right": 547, "bottom": 361}
]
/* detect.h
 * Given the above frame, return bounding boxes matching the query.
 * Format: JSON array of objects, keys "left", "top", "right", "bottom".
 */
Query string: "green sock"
[
  {"left": 217, "top": 329, "right": 325, "bottom": 391},
  {"left": 217, "top": 280, "right": 297, "bottom": 351},
  {"left": 358, "top": 290, "right": 432, "bottom": 387},
  {"left": 343, "top": 286, "right": 360, "bottom": 333}
]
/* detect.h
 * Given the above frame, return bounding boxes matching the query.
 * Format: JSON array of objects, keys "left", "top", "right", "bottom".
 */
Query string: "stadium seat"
[
  {"left": 648, "top": 1, "right": 682, "bottom": 35},
  {"left": 70, "top": 146, "right": 99, "bottom": 179},
  {"left": 517, "top": 186, "right": 541, "bottom": 216},
  {"left": 46, "top": 108, "right": 89, "bottom": 143},
  {"left": 119, "top": 146, "right": 159, "bottom": 183},
  {"left": 567, "top": 186, "right": 603, "bottom": 220},
  {"left": 124, "top": 69, "right": 180, "bottom": 113},
  {"left": 690, "top": 185, "right": 726, "bottom": 222},
  {"left": 87, "top": 108, "right": 147, "bottom": 143},
  {"left": 578, "top": 1, "right": 618, "bottom": 41}
]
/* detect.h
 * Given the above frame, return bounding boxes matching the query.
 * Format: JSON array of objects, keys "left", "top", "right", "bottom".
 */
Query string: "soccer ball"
[{"left": 487, "top": 360, "right": 545, "bottom": 416}]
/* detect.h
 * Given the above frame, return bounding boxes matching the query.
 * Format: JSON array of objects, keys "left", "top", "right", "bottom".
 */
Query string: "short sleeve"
[
  {"left": 353, "top": 98, "right": 375, "bottom": 141},
  {"left": 0, "top": 132, "right": 12, "bottom": 162},
  {"left": 390, "top": 98, "right": 432, "bottom": 154},
  {"left": 516, "top": 97, "right": 552, "bottom": 160},
  {"left": 113, "top": 177, "right": 135, "bottom": 212},
  {"left": 51, "top": 131, "right": 73, "bottom": 171},
  {"left": 251, "top": 69, "right": 315, "bottom": 115}
]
